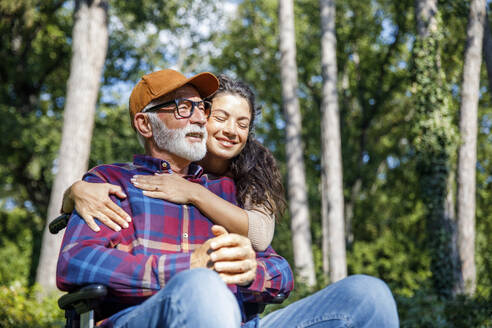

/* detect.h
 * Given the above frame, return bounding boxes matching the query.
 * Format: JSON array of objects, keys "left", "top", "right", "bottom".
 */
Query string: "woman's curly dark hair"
[{"left": 210, "top": 75, "right": 286, "bottom": 217}]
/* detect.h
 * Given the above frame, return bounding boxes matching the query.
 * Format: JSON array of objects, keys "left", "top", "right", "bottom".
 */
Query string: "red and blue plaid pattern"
[{"left": 56, "top": 154, "right": 293, "bottom": 325}]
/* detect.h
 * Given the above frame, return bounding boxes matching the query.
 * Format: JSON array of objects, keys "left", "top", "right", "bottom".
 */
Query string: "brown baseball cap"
[{"left": 129, "top": 69, "right": 219, "bottom": 121}]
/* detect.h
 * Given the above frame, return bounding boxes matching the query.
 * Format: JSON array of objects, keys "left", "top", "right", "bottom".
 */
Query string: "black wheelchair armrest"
[
  {"left": 59, "top": 284, "right": 108, "bottom": 315},
  {"left": 243, "top": 292, "right": 287, "bottom": 321},
  {"left": 49, "top": 213, "right": 71, "bottom": 234},
  {"left": 268, "top": 292, "right": 287, "bottom": 304}
]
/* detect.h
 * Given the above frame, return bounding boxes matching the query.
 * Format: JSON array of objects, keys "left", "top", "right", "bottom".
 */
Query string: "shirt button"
[{"left": 183, "top": 233, "right": 188, "bottom": 238}]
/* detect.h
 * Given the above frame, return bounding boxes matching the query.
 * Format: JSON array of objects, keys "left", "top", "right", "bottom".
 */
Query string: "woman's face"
[{"left": 206, "top": 93, "right": 251, "bottom": 160}]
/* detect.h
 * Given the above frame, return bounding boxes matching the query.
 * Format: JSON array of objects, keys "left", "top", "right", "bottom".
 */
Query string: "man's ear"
[{"left": 134, "top": 113, "right": 153, "bottom": 138}]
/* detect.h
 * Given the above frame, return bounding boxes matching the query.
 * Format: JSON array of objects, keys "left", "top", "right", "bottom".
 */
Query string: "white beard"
[{"left": 148, "top": 114, "right": 208, "bottom": 162}]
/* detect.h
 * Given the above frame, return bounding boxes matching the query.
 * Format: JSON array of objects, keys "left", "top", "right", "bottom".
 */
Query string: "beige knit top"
[{"left": 243, "top": 198, "right": 276, "bottom": 252}]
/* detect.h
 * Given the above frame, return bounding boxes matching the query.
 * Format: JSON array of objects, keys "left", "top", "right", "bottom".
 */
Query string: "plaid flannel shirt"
[{"left": 56, "top": 154, "right": 294, "bottom": 326}]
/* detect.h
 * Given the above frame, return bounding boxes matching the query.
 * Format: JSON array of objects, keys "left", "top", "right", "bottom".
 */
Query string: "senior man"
[{"left": 56, "top": 69, "right": 293, "bottom": 327}]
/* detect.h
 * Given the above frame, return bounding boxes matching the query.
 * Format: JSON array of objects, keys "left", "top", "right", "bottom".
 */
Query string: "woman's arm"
[
  {"left": 61, "top": 180, "right": 131, "bottom": 232},
  {"left": 131, "top": 173, "right": 275, "bottom": 251},
  {"left": 244, "top": 203, "right": 275, "bottom": 252}
]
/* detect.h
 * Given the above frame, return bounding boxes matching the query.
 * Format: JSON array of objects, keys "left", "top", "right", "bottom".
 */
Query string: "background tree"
[
  {"left": 412, "top": 0, "right": 461, "bottom": 297},
  {"left": 457, "top": 0, "right": 486, "bottom": 296},
  {"left": 36, "top": 0, "right": 109, "bottom": 293},
  {"left": 278, "top": 0, "right": 316, "bottom": 286},
  {"left": 319, "top": 0, "right": 346, "bottom": 282},
  {"left": 0, "top": 0, "right": 72, "bottom": 291}
]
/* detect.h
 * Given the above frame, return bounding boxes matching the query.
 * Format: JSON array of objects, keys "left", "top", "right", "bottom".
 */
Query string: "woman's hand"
[
  {"left": 69, "top": 181, "right": 131, "bottom": 232},
  {"left": 131, "top": 173, "right": 196, "bottom": 204}
]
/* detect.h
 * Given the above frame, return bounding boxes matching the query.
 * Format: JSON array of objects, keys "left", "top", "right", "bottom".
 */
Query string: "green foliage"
[
  {"left": 0, "top": 207, "right": 45, "bottom": 286},
  {"left": 397, "top": 290, "right": 492, "bottom": 328},
  {"left": 348, "top": 230, "right": 431, "bottom": 297},
  {"left": 411, "top": 21, "right": 457, "bottom": 158},
  {"left": 0, "top": 208, "right": 62, "bottom": 327},
  {"left": 0, "top": 209, "right": 36, "bottom": 285},
  {"left": 0, "top": 283, "right": 64, "bottom": 328},
  {"left": 475, "top": 100, "right": 492, "bottom": 298},
  {"left": 90, "top": 105, "right": 142, "bottom": 167},
  {"left": 0, "top": 0, "right": 71, "bottom": 216}
]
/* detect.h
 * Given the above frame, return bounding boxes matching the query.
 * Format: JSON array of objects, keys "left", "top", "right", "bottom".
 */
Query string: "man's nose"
[{"left": 189, "top": 105, "right": 207, "bottom": 126}]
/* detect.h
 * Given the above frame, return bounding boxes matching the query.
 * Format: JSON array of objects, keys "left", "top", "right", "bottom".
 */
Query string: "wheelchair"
[{"left": 50, "top": 214, "right": 285, "bottom": 328}]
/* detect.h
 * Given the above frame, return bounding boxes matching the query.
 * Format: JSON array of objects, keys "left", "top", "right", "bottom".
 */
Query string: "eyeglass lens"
[{"left": 176, "top": 99, "right": 211, "bottom": 118}]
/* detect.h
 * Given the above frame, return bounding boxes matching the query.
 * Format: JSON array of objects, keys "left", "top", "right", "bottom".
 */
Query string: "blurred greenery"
[
  {"left": 0, "top": 283, "right": 64, "bottom": 328},
  {"left": 1, "top": 0, "right": 491, "bottom": 327}
]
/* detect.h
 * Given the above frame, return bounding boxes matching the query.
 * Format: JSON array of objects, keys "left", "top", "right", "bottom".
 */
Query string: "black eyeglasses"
[{"left": 143, "top": 98, "right": 212, "bottom": 119}]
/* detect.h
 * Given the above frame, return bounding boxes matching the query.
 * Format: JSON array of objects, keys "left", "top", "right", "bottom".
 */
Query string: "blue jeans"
[
  {"left": 255, "top": 274, "right": 399, "bottom": 328},
  {"left": 110, "top": 268, "right": 241, "bottom": 328},
  {"left": 110, "top": 271, "right": 398, "bottom": 328}
]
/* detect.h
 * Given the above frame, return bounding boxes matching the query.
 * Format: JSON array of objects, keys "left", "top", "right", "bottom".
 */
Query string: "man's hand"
[
  {"left": 190, "top": 225, "right": 257, "bottom": 286},
  {"left": 190, "top": 226, "right": 230, "bottom": 269}
]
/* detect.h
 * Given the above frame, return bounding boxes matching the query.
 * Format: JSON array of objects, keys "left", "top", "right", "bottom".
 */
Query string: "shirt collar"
[{"left": 133, "top": 154, "right": 204, "bottom": 178}]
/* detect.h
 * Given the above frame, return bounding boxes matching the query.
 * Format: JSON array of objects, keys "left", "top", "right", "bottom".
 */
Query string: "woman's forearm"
[{"left": 190, "top": 185, "right": 249, "bottom": 236}]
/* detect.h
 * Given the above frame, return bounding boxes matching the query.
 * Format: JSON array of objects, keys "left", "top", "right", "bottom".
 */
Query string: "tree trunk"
[
  {"left": 457, "top": 0, "right": 486, "bottom": 296},
  {"left": 415, "top": 0, "right": 438, "bottom": 38},
  {"left": 35, "top": 0, "right": 109, "bottom": 293},
  {"left": 344, "top": 179, "right": 361, "bottom": 247},
  {"left": 413, "top": 0, "right": 461, "bottom": 298},
  {"left": 278, "top": 0, "right": 316, "bottom": 286},
  {"left": 319, "top": 0, "right": 347, "bottom": 283}
]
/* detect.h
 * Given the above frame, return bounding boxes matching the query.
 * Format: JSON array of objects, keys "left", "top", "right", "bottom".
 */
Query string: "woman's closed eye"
[
  {"left": 237, "top": 119, "right": 250, "bottom": 130},
  {"left": 213, "top": 115, "right": 227, "bottom": 122},
  {"left": 238, "top": 122, "right": 249, "bottom": 129}
]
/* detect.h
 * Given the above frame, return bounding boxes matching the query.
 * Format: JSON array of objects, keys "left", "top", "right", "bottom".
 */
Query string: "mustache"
[{"left": 181, "top": 124, "right": 207, "bottom": 135}]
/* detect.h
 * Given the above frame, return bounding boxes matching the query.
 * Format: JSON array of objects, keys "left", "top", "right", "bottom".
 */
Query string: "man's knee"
[
  {"left": 342, "top": 274, "right": 394, "bottom": 301},
  {"left": 167, "top": 268, "right": 226, "bottom": 296},
  {"left": 334, "top": 274, "right": 399, "bottom": 327},
  {"left": 163, "top": 268, "right": 241, "bottom": 324}
]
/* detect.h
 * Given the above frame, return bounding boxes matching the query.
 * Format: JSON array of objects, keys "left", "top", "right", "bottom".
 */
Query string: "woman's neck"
[{"left": 198, "top": 155, "right": 231, "bottom": 176}]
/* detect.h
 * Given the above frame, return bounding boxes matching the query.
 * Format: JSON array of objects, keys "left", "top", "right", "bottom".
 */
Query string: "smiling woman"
[{"left": 61, "top": 74, "right": 286, "bottom": 251}]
